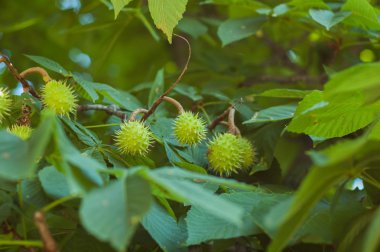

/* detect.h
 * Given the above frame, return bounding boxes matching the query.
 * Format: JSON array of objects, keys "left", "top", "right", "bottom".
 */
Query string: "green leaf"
[
  {"left": 148, "top": 68, "right": 164, "bottom": 107},
  {"left": 25, "top": 55, "right": 71, "bottom": 76},
  {"left": 148, "top": 0, "right": 188, "bottom": 43},
  {"left": 142, "top": 201, "right": 187, "bottom": 252},
  {"left": 341, "top": 0, "right": 380, "bottom": 29},
  {"left": 144, "top": 168, "right": 246, "bottom": 226},
  {"left": 362, "top": 207, "right": 380, "bottom": 252},
  {"left": 0, "top": 112, "right": 54, "bottom": 180},
  {"left": 0, "top": 191, "right": 13, "bottom": 224},
  {"left": 72, "top": 73, "right": 100, "bottom": 102},
  {"left": 309, "top": 9, "right": 351, "bottom": 30},
  {"left": 255, "top": 89, "right": 311, "bottom": 99},
  {"left": 61, "top": 118, "right": 101, "bottom": 147},
  {"left": 217, "top": 17, "right": 265, "bottom": 46},
  {"left": 288, "top": 0, "right": 329, "bottom": 9},
  {"left": 38, "top": 166, "right": 70, "bottom": 199},
  {"left": 177, "top": 17, "right": 208, "bottom": 39},
  {"left": 287, "top": 91, "right": 375, "bottom": 138},
  {"left": 267, "top": 138, "right": 367, "bottom": 252},
  {"left": 80, "top": 174, "right": 152, "bottom": 251},
  {"left": 92, "top": 83, "right": 142, "bottom": 111},
  {"left": 111, "top": 0, "right": 134, "bottom": 19},
  {"left": 151, "top": 167, "right": 257, "bottom": 191},
  {"left": 186, "top": 192, "right": 282, "bottom": 245},
  {"left": 202, "top": 0, "right": 269, "bottom": 10},
  {"left": 324, "top": 62, "right": 380, "bottom": 97},
  {"left": 243, "top": 104, "right": 296, "bottom": 124}
]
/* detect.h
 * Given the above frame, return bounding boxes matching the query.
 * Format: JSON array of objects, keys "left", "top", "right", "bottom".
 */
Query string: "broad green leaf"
[
  {"left": 80, "top": 174, "right": 152, "bottom": 251},
  {"left": 61, "top": 229, "right": 114, "bottom": 252},
  {"left": 38, "top": 166, "right": 70, "bottom": 199},
  {"left": 92, "top": 83, "right": 142, "bottom": 111},
  {"left": 202, "top": 0, "right": 269, "bottom": 10},
  {"left": 255, "top": 89, "right": 311, "bottom": 99},
  {"left": 21, "top": 179, "right": 50, "bottom": 208},
  {"left": 142, "top": 201, "right": 187, "bottom": 252},
  {"left": 309, "top": 9, "right": 351, "bottom": 30},
  {"left": 217, "top": 17, "right": 265, "bottom": 46},
  {"left": 62, "top": 118, "right": 100, "bottom": 147},
  {"left": 151, "top": 167, "right": 257, "bottom": 191},
  {"left": 25, "top": 55, "right": 71, "bottom": 76},
  {"left": 0, "top": 191, "right": 12, "bottom": 224},
  {"left": 288, "top": 91, "right": 375, "bottom": 138},
  {"left": 144, "top": 168, "right": 246, "bottom": 226},
  {"left": 308, "top": 137, "right": 367, "bottom": 167},
  {"left": 368, "top": 119, "right": 380, "bottom": 140},
  {"left": 148, "top": 0, "right": 188, "bottom": 43},
  {"left": 288, "top": 0, "right": 329, "bottom": 9},
  {"left": 177, "top": 17, "right": 208, "bottom": 39},
  {"left": 324, "top": 62, "right": 380, "bottom": 97},
  {"left": 174, "top": 84, "right": 202, "bottom": 101},
  {"left": 52, "top": 119, "right": 105, "bottom": 194},
  {"left": 186, "top": 192, "right": 285, "bottom": 245},
  {"left": 341, "top": 0, "right": 380, "bottom": 29},
  {"left": 111, "top": 0, "right": 134, "bottom": 19},
  {"left": 362, "top": 207, "right": 380, "bottom": 252},
  {"left": 267, "top": 138, "right": 368, "bottom": 252},
  {"left": 244, "top": 104, "right": 296, "bottom": 124},
  {"left": 0, "top": 112, "right": 54, "bottom": 180},
  {"left": 73, "top": 73, "right": 100, "bottom": 102},
  {"left": 148, "top": 68, "right": 164, "bottom": 107}
]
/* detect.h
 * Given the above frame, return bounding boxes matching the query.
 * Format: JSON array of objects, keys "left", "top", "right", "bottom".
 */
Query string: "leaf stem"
[
  {"left": 0, "top": 240, "right": 43, "bottom": 247},
  {"left": 141, "top": 34, "right": 191, "bottom": 121},
  {"left": 41, "top": 195, "right": 78, "bottom": 213}
]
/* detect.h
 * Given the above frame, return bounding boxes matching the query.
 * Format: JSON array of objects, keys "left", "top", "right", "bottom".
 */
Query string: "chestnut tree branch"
[
  {"left": 141, "top": 34, "right": 191, "bottom": 121},
  {"left": 0, "top": 55, "right": 41, "bottom": 99},
  {"left": 20, "top": 67, "right": 52, "bottom": 83},
  {"left": 162, "top": 96, "right": 184, "bottom": 114},
  {"left": 208, "top": 105, "right": 234, "bottom": 131},
  {"left": 34, "top": 211, "right": 58, "bottom": 252},
  {"left": 77, "top": 104, "right": 127, "bottom": 121}
]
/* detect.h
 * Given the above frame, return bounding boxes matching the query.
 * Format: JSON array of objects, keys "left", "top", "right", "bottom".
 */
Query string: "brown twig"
[
  {"left": 239, "top": 74, "right": 327, "bottom": 87},
  {"left": 129, "top": 108, "right": 148, "bottom": 121},
  {"left": 0, "top": 55, "right": 40, "bottom": 99},
  {"left": 227, "top": 108, "right": 240, "bottom": 136},
  {"left": 162, "top": 96, "right": 184, "bottom": 114},
  {"left": 77, "top": 104, "right": 127, "bottom": 121},
  {"left": 34, "top": 211, "right": 58, "bottom": 252},
  {"left": 20, "top": 67, "right": 52, "bottom": 83},
  {"left": 141, "top": 34, "right": 191, "bottom": 121},
  {"left": 208, "top": 105, "right": 234, "bottom": 130}
]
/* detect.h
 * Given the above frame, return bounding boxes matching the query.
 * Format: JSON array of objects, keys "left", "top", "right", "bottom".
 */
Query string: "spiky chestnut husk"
[
  {"left": 207, "top": 133, "right": 244, "bottom": 176},
  {"left": 0, "top": 88, "right": 12, "bottom": 123},
  {"left": 236, "top": 137, "right": 255, "bottom": 169},
  {"left": 114, "top": 121, "right": 153, "bottom": 156},
  {"left": 173, "top": 111, "right": 206, "bottom": 145},
  {"left": 41, "top": 80, "right": 77, "bottom": 116},
  {"left": 7, "top": 125, "right": 32, "bottom": 140}
]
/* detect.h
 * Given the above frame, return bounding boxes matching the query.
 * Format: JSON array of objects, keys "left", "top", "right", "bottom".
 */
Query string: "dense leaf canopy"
[{"left": 1, "top": 0, "right": 380, "bottom": 252}]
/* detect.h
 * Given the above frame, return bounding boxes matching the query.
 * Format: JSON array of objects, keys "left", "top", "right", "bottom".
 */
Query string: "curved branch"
[
  {"left": 34, "top": 211, "right": 57, "bottom": 252},
  {"left": 77, "top": 104, "right": 127, "bottom": 121},
  {"left": 208, "top": 105, "right": 233, "bottom": 130},
  {"left": 141, "top": 34, "right": 191, "bottom": 121},
  {"left": 129, "top": 108, "right": 148, "bottom": 122},
  {"left": 227, "top": 108, "right": 240, "bottom": 136},
  {"left": 20, "top": 67, "right": 52, "bottom": 83},
  {"left": 0, "top": 55, "right": 40, "bottom": 99},
  {"left": 162, "top": 96, "right": 184, "bottom": 114}
]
